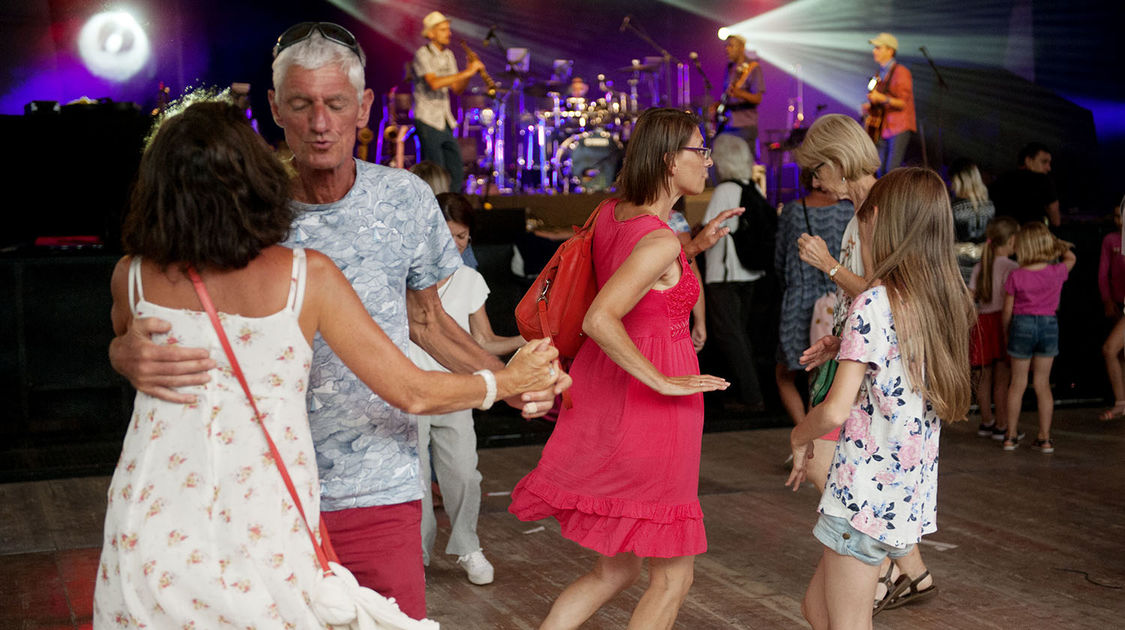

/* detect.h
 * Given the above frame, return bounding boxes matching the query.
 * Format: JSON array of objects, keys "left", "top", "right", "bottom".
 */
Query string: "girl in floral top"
[{"left": 786, "top": 168, "right": 975, "bottom": 629}]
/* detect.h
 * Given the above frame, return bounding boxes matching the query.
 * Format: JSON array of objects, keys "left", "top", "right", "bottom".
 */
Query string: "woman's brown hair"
[
  {"left": 122, "top": 100, "right": 295, "bottom": 270},
  {"left": 436, "top": 192, "right": 475, "bottom": 228},
  {"left": 614, "top": 107, "right": 701, "bottom": 206},
  {"left": 857, "top": 167, "right": 975, "bottom": 421}
]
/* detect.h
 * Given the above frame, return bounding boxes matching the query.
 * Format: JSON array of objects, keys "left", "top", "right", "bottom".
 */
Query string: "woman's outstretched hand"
[
  {"left": 800, "top": 335, "right": 842, "bottom": 372},
  {"left": 785, "top": 436, "right": 814, "bottom": 491},
  {"left": 684, "top": 208, "right": 744, "bottom": 259},
  {"left": 659, "top": 373, "right": 730, "bottom": 396}
]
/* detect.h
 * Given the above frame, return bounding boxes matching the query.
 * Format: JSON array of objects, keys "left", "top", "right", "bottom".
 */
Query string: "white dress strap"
[
  {"left": 286, "top": 248, "right": 308, "bottom": 315},
  {"left": 127, "top": 256, "right": 145, "bottom": 315}
]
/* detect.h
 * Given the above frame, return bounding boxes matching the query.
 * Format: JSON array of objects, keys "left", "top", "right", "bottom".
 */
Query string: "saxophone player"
[{"left": 412, "top": 11, "right": 484, "bottom": 192}]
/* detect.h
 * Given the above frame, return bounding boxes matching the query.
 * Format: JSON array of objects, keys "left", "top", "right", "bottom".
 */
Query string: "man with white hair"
[
  {"left": 108, "top": 21, "right": 566, "bottom": 619},
  {"left": 412, "top": 11, "right": 483, "bottom": 194}
]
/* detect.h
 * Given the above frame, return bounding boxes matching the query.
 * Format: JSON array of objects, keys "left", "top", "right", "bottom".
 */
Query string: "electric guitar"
[{"left": 715, "top": 61, "right": 754, "bottom": 134}]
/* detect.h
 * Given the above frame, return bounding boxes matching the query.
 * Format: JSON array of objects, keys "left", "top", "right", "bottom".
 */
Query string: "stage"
[{"left": 4, "top": 406, "right": 1123, "bottom": 628}]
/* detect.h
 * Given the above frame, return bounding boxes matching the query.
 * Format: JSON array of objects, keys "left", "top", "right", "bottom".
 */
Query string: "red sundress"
[{"left": 508, "top": 199, "right": 706, "bottom": 558}]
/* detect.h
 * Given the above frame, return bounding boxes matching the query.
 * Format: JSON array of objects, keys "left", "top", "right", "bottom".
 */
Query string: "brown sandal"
[
  {"left": 884, "top": 570, "right": 938, "bottom": 610},
  {"left": 873, "top": 574, "right": 911, "bottom": 616}
]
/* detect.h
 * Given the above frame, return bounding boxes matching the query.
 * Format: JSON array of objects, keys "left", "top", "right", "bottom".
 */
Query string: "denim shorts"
[
  {"left": 1007, "top": 314, "right": 1059, "bottom": 359},
  {"left": 813, "top": 513, "right": 912, "bottom": 566}
]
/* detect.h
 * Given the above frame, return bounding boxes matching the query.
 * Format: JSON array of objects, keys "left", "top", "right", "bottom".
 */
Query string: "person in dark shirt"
[{"left": 989, "top": 142, "right": 1060, "bottom": 226}]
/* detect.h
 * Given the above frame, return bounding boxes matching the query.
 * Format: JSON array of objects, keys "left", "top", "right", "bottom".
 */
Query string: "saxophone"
[{"left": 459, "top": 40, "right": 498, "bottom": 97}]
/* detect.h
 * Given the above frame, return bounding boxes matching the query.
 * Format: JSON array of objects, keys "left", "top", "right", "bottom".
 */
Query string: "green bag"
[
  {"left": 802, "top": 198, "right": 840, "bottom": 408},
  {"left": 809, "top": 358, "right": 838, "bottom": 407}
]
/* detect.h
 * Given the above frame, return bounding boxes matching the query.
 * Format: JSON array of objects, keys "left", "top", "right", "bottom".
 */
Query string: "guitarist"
[
  {"left": 862, "top": 32, "right": 915, "bottom": 176},
  {"left": 716, "top": 34, "right": 765, "bottom": 156},
  {"left": 412, "top": 11, "right": 485, "bottom": 192}
]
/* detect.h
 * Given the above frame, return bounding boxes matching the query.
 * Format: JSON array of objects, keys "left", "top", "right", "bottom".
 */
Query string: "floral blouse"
[{"left": 818, "top": 286, "right": 941, "bottom": 549}]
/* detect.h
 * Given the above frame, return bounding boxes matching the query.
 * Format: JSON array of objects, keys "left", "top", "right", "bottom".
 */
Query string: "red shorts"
[
  {"left": 970, "top": 311, "right": 1007, "bottom": 366},
  {"left": 321, "top": 500, "right": 427, "bottom": 620}
]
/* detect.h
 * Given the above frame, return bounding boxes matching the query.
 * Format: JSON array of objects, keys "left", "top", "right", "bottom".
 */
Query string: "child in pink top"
[
  {"left": 1002, "top": 222, "right": 1076, "bottom": 453},
  {"left": 1097, "top": 200, "right": 1125, "bottom": 420},
  {"left": 968, "top": 217, "right": 1020, "bottom": 439}
]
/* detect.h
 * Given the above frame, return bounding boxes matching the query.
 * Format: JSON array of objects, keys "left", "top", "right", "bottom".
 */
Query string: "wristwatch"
[{"left": 828, "top": 262, "right": 842, "bottom": 279}]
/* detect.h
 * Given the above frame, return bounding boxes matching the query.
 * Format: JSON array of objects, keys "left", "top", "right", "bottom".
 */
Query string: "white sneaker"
[{"left": 456, "top": 549, "right": 494, "bottom": 585}]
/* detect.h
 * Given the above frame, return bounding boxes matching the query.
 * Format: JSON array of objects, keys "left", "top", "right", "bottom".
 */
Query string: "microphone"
[
  {"left": 689, "top": 52, "right": 711, "bottom": 91},
  {"left": 919, "top": 45, "right": 929, "bottom": 55},
  {"left": 619, "top": 15, "right": 631, "bottom": 33},
  {"left": 483, "top": 25, "right": 496, "bottom": 46}
]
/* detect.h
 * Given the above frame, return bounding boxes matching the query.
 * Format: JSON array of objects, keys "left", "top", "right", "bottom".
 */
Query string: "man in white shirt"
[{"left": 412, "top": 11, "right": 484, "bottom": 193}]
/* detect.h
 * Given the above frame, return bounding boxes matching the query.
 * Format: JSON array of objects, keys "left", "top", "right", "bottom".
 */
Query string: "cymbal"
[
  {"left": 617, "top": 62, "right": 661, "bottom": 73},
  {"left": 521, "top": 83, "right": 556, "bottom": 97}
]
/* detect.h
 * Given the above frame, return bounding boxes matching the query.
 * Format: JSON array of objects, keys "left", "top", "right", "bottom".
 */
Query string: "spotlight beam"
[{"left": 720, "top": 0, "right": 1021, "bottom": 110}]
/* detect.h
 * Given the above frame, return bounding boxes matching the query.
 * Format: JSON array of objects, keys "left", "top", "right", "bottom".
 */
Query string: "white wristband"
[{"left": 474, "top": 369, "right": 497, "bottom": 410}]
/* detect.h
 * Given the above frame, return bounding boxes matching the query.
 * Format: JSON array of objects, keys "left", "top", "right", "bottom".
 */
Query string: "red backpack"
[{"left": 514, "top": 200, "right": 609, "bottom": 359}]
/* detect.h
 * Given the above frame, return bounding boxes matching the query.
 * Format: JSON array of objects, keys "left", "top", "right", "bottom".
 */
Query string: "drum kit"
[
  {"left": 448, "top": 63, "right": 645, "bottom": 195},
  {"left": 450, "top": 56, "right": 684, "bottom": 195},
  {"left": 376, "top": 17, "right": 699, "bottom": 195}
]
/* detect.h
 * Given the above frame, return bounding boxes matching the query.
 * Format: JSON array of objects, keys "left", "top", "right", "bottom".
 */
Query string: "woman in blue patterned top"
[{"left": 774, "top": 169, "right": 854, "bottom": 426}]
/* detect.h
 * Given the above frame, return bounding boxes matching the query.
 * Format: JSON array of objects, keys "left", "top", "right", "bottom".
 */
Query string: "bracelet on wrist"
[{"left": 474, "top": 369, "right": 497, "bottom": 410}]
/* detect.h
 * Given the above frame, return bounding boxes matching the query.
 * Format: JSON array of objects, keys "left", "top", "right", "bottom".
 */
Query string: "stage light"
[
  {"left": 717, "top": 27, "right": 730, "bottom": 41},
  {"left": 717, "top": 0, "right": 1016, "bottom": 110},
  {"left": 77, "top": 10, "right": 150, "bottom": 82}
]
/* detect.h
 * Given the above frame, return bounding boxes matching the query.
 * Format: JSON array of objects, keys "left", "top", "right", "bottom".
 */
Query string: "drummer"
[{"left": 567, "top": 76, "right": 590, "bottom": 100}]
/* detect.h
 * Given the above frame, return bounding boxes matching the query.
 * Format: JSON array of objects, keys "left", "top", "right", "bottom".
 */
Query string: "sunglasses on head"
[{"left": 273, "top": 22, "right": 365, "bottom": 66}]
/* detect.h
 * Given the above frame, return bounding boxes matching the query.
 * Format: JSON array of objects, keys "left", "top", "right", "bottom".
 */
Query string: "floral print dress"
[
  {"left": 94, "top": 249, "right": 331, "bottom": 628},
  {"left": 818, "top": 286, "right": 941, "bottom": 549}
]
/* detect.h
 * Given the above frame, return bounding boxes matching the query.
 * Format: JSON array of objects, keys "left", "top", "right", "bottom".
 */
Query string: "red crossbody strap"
[{"left": 186, "top": 265, "right": 338, "bottom": 574}]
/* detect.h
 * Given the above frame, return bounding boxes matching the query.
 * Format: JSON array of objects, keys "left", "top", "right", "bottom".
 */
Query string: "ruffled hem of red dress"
[{"left": 508, "top": 472, "right": 707, "bottom": 558}]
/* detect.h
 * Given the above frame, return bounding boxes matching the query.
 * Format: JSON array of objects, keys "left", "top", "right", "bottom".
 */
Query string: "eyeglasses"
[
  {"left": 812, "top": 162, "right": 846, "bottom": 184},
  {"left": 273, "top": 22, "right": 366, "bottom": 66},
  {"left": 680, "top": 146, "right": 712, "bottom": 161}
]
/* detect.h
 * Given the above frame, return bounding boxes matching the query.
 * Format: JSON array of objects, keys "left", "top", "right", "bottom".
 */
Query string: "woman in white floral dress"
[
  {"left": 93, "top": 101, "right": 558, "bottom": 628},
  {"left": 785, "top": 168, "right": 975, "bottom": 630}
]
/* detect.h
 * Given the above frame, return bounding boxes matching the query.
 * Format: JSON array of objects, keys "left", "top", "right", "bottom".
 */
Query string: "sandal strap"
[{"left": 909, "top": 570, "right": 930, "bottom": 588}]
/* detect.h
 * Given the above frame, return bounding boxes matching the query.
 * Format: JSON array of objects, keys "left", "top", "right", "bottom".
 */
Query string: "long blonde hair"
[
  {"left": 974, "top": 217, "right": 1019, "bottom": 304},
  {"left": 950, "top": 161, "right": 990, "bottom": 210},
  {"left": 856, "top": 168, "right": 975, "bottom": 421}
]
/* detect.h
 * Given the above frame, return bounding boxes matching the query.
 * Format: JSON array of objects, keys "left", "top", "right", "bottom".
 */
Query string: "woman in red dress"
[{"left": 509, "top": 108, "right": 736, "bottom": 629}]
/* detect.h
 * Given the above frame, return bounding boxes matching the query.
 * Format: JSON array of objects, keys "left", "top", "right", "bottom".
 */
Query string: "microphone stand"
[
  {"left": 620, "top": 17, "right": 682, "bottom": 106},
  {"left": 691, "top": 56, "right": 712, "bottom": 93},
  {"left": 918, "top": 46, "right": 947, "bottom": 171},
  {"left": 481, "top": 28, "right": 512, "bottom": 196}
]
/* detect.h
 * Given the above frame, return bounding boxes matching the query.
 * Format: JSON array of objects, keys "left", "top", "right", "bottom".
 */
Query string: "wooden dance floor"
[{"left": 2, "top": 406, "right": 1123, "bottom": 629}]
